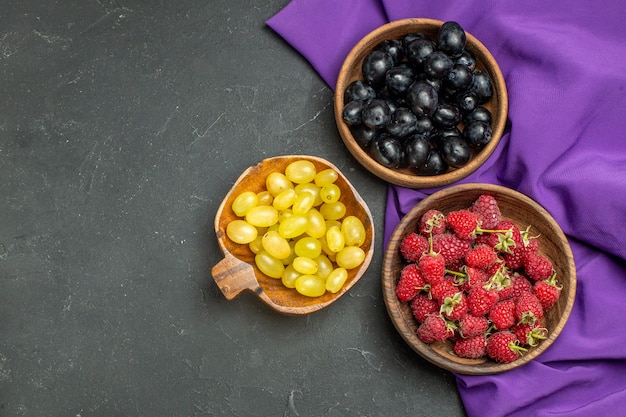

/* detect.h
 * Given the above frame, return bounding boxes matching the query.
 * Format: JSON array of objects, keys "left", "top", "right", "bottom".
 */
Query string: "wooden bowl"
[
  {"left": 212, "top": 155, "right": 375, "bottom": 315},
  {"left": 382, "top": 183, "right": 576, "bottom": 374},
  {"left": 334, "top": 18, "right": 508, "bottom": 189}
]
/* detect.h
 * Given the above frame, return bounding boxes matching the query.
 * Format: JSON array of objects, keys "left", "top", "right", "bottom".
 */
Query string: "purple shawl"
[{"left": 267, "top": 1, "right": 626, "bottom": 416}]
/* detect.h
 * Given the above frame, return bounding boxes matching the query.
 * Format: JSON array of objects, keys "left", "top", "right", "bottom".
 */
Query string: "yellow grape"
[
  {"left": 314, "top": 254, "right": 333, "bottom": 279},
  {"left": 256, "top": 191, "right": 274, "bottom": 206},
  {"left": 266, "top": 172, "right": 293, "bottom": 196},
  {"left": 272, "top": 188, "right": 298, "bottom": 211},
  {"left": 281, "top": 264, "right": 301, "bottom": 289},
  {"left": 261, "top": 230, "right": 291, "bottom": 259},
  {"left": 231, "top": 191, "right": 258, "bottom": 216},
  {"left": 292, "top": 256, "right": 318, "bottom": 275},
  {"left": 320, "top": 201, "right": 346, "bottom": 220},
  {"left": 226, "top": 220, "right": 258, "bottom": 244},
  {"left": 325, "top": 268, "right": 348, "bottom": 293},
  {"left": 341, "top": 215, "right": 366, "bottom": 247},
  {"left": 292, "top": 192, "right": 315, "bottom": 215},
  {"left": 248, "top": 235, "right": 264, "bottom": 254},
  {"left": 295, "top": 183, "right": 323, "bottom": 206},
  {"left": 255, "top": 251, "right": 284, "bottom": 279},
  {"left": 314, "top": 168, "right": 339, "bottom": 187},
  {"left": 285, "top": 160, "right": 316, "bottom": 184},
  {"left": 294, "top": 236, "right": 322, "bottom": 259},
  {"left": 245, "top": 205, "right": 279, "bottom": 228},
  {"left": 320, "top": 183, "right": 341, "bottom": 204},
  {"left": 305, "top": 209, "right": 326, "bottom": 239},
  {"left": 326, "top": 225, "right": 345, "bottom": 253},
  {"left": 281, "top": 241, "right": 297, "bottom": 266},
  {"left": 295, "top": 274, "right": 326, "bottom": 297},
  {"left": 278, "top": 214, "right": 308, "bottom": 239},
  {"left": 335, "top": 246, "right": 366, "bottom": 270}
]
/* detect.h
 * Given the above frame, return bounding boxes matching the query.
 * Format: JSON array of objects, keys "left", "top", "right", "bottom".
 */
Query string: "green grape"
[
  {"left": 319, "top": 201, "right": 347, "bottom": 220},
  {"left": 295, "top": 274, "right": 326, "bottom": 297},
  {"left": 272, "top": 188, "right": 298, "bottom": 211},
  {"left": 255, "top": 251, "right": 284, "bottom": 279},
  {"left": 341, "top": 215, "right": 366, "bottom": 247},
  {"left": 325, "top": 268, "right": 348, "bottom": 293},
  {"left": 248, "top": 235, "right": 264, "bottom": 254},
  {"left": 292, "top": 256, "right": 318, "bottom": 275},
  {"left": 278, "top": 208, "right": 294, "bottom": 223},
  {"left": 256, "top": 191, "right": 274, "bottom": 206},
  {"left": 295, "top": 183, "right": 322, "bottom": 206},
  {"left": 326, "top": 225, "right": 345, "bottom": 253},
  {"left": 285, "top": 160, "right": 316, "bottom": 184},
  {"left": 320, "top": 183, "right": 341, "bottom": 204},
  {"left": 314, "top": 254, "right": 333, "bottom": 279},
  {"left": 281, "top": 241, "right": 297, "bottom": 266},
  {"left": 231, "top": 191, "right": 258, "bottom": 216},
  {"left": 226, "top": 220, "right": 258, "bottom": 244},
  {"left": 294, "top": 236, "right": 322, "bottom": 258},
  {"left": 319, "top": 235, "right": 336, "bottom": 260},
  {"left": 281, "top": 264, "right": 301, "bottom": 289},
  {"left": 335, "top": 246, "right": 366, "bottom": 270},
  {"left": 292, "top": 192, "right": 315, "bottom": 215},
  {"left": 266, "top": 172, "right": 293, "bottom": 196},
  {"left": 245, "top": 205, "right": 279, "bottom": 227},
  {"left": 278, "top": 214, "right": 308, "bottom": 239},
  {"left": 261, "top": 230, "right": 291, "bottom": 259},
  {"left": 314, "top": 168, "right": 339, "bottom": 187},
  {"left": 305, "top": 209, "right": 326, "bottom": 238}
]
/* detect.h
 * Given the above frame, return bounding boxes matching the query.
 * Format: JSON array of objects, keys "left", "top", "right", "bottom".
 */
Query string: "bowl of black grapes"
[{"left": 334, "top": 18, "right": 508, "bottom": 189}]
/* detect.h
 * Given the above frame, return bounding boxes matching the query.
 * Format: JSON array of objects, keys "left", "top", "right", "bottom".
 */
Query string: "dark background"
[{"left": 0, "top": 1, "right": 466, "bottom": 415}]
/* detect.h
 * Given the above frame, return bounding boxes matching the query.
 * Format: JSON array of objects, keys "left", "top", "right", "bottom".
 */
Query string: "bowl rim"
[
  {"left": 381, "top": 183, "right": 577, "bottom": 374},
  {"left": 334, "top": 18, "right": 509, "bottom": 189}
]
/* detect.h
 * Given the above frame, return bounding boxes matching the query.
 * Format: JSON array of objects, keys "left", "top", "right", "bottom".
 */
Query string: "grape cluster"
[
  {"left": 226, "top": 160, "right": 368, "bottom": 297},
  {"left": 341, "top": 21, "right": 495, "bottom": 175}
]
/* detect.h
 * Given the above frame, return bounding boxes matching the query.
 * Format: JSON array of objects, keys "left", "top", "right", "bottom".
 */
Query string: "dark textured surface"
[{"left": 0, "top": 1, "right": 466, "bottom": 415}]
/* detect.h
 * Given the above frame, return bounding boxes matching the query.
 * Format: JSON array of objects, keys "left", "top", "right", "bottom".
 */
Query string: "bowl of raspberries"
[
  {"left": 334, "top": 19, "right": 508, "bottom": 189},
  {"left": 381, "top": 183, "right": 576, "bottom": 374}
]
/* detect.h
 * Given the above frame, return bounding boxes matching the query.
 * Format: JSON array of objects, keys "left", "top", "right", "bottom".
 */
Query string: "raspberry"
[
  {"left": 454, "top": 334, "right": 487, "bottom": 359},
  {"left": 446, "top": 209, "right": 481, "bottom": 240},
  {"left": 458, "top": 314, "right": 489, "bottom": 338},
  {"left": 493, "top": 220, "right": 522, "bottom": 254},
  {"left": 396, "top": 264, "right": 426, "bottom": 302},
  {"left": 523, "top": 251, "right": 553, "bottom": 281},
  {"left": 418, "top": 252, "right": 446, "bottom": 284},
  {"left": 498, "top": 272, "right": 532, "bottom": 300},
  {"left": 465, "top": 244, "right": 497, "bottom": 269},
  {"left": 419, "top": 209, "right": 447, "bottom": 235},
  {"left": 470, "top": 194, "right": 501, "bottom": 229},
  {"left": 400, "top": 232, "right": 429, "bottom": 262},
  {"left": 503, "top": 247, "right": 526, "bottom": 270},
  {"left": 533, "top": 274, "right": 561, "bottom": 310},
  {"left": 410, "top": 293, "right": 439, "bottom": 323},
  {"left": 512, "top": 321, "right": 548, "bottom": 347},
  {"left": 515, "top": 291, "right": 544, "bottom": 325},
  {"left": 440, "top": 291, "right": 469, "bottom": 321},
  {"left": 467, "top": 285, "right": 499, "bottom": 317},
  {"left": 432, "top": 233, "right": 471, "bottom": 265},
  {"left": 416, "top": 314, "right": 454, "bottom": 344},
  {"left": 489, "top": 299, "right": 516, "bottom": 330},
  {"left": 486, "top": 331, "right": 527, "bottom": 363},
  {"left": 430, "top": 278, "right": 457, "bottom": 304}
]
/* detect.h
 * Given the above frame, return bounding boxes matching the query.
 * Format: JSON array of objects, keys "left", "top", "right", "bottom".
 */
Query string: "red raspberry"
[
  {"left": 430, "top": 277, "right": 457, "bottom": 304},
  {"left": 533, "top": 275, "right": 561, "bottom": 311},
  {"left": 395, "top": 264, "right": 426, "bottom": 302},
  {"left": 458, "top": 314, "right": 489, "bottom": 338},
  {"left": 467, "top": 285, "right": 499, "bottom": 317},
  {"left": 419, "top": 209, "right": 446, "bottom": 236},
  {"left": 465, "top": 244, "right": 497, "bottom": 270},
  {"left": 410, "top": 293, "right": 439, "bottom": 323},
  {"left": 454, "top": 334, "right": 487, "bottom": 359},
  {"left": 503, "top": 247, "right": 526, "bottom": 270},
  {"left": 418, "top": 252, "right": 446, "bottom": 284},
  {"left": 470, "top": 194, "right": 501, "bottom": 229},
  {"left": 446, "top": 209, "right": 481, "bottom": 240},
  {"left": 489, "top": 220, "right": 522, "bottom": 254},
  {"left": 400, "top": 232, "right": 429, "bottom": 262},
  {"left": 486, "top": 331, "right": 527, "bottom": 363},
  {"left": 498, "top": 272, "right": 532, "bottom": 300},
  {"left": 515, "top": 291, "right": 545, "bottom": 325},
  {"left": 440, "top": 291, "right": 468, "bottom": 321},
  {"left": 432, "top": 233, "right": 472, "bottom": 265},
  {"left": 523, "top": 251, "right": 553, "bottom": 281},
  {"left": 489, "top": 299, "right": 516, "bottom": 330},
  {"left": 417, "top": 314, "right": 454, "bottom": 344},
  {"left": 512, "top": 321, "right": 548, "bottom": 347}
]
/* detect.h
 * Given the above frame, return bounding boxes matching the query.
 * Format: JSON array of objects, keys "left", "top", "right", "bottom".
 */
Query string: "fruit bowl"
[
  {"left": 212, "top": 155, "right": 375, "bottom": 315},
  {"left": 334, "top": 18, "right": 508, "bottom": 189},
  {"left": 381, "top": 183, "right": 576, "bottom": 374}
]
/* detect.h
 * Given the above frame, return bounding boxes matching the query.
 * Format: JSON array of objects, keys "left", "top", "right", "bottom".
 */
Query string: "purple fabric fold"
[{"left": 267, "top": 1, "right": 626, "bottom": 416}]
